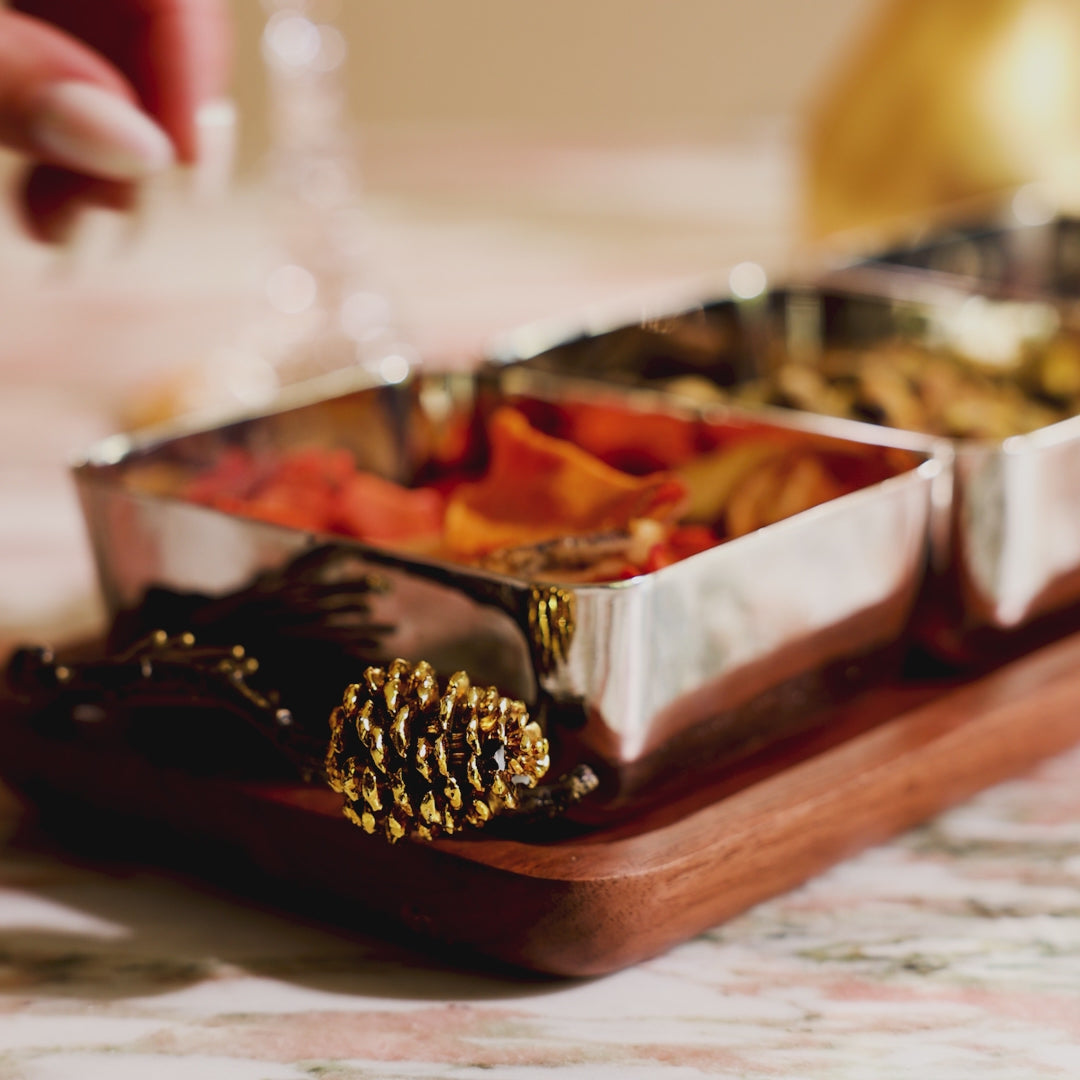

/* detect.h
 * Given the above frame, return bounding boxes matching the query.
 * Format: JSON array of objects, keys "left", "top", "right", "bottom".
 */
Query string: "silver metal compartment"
[
  {"left": 492, "top": 283, "right": 1080, "bottom": 645},
  {"left": 74, "top": 368, "right": 935, "bottom": 810},
  {"left": 850, "top": 212, "right": 1080, "bottom": 299}
]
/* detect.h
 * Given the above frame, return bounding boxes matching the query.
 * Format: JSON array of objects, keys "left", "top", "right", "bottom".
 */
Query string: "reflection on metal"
[
  {"left": 5, "top": 630, "right": 306, "bottom": 771},
  {"left": 325, "top": 658, "right": 551, "bottom": 843},
  {"left": 528, "top": 586, "right": 577, "bottom": 675}
]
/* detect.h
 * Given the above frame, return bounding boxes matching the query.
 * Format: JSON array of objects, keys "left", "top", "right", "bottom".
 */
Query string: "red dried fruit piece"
[
  {"left": 561, "top": 401, "right": 701, "bottom": 471},
  {"left": 333, "top": 472, "right": 444, "bottom": 544},
  {"left": 181, "top": 448, "right": 261, "bottom": 505},
  {"left": 183, "top": 446, "right": 443, "bottom": 543},
  {"left": 624, "top": 525, "right": 719, "bottom": 578},
  {"left": 666, "top": 524, "right": 719, "bottom": 560},
  {"left": 272, "top": 446, "right": 357, "bottom": 489},
  {"left": 225, "top": 447, "right": 352, "bottom": 532},
  {"left": 234, "top": 485, "right": 337, "bottom": 532}
]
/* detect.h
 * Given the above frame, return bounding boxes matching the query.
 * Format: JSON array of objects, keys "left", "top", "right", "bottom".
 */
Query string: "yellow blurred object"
[{"left": 805, "top": 0, "right": 1080, "bottom": 244}]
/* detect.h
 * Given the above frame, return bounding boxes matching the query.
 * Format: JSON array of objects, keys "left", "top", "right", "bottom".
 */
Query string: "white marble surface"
[{"left": 2, "top": 134, "right": 1080, "bottom": 1077}]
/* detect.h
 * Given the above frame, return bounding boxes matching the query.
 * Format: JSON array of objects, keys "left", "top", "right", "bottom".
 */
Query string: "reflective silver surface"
[
  {"left": 495, "top": 283, "right": 1080, "bottom": 638},
  {"left": 951, "top": 417, "right": 1080, "bottom": 628},
  {"left": 74, "top": 370, "right": 934, "bottom": 800},
  {"left": 848, "top": 212, "right": 1080, "bottom": 299}
]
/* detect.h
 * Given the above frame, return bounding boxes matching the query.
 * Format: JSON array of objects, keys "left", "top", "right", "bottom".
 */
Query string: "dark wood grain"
[{"left": 4, "top": 629, "right": 1080, "bottom": 976}]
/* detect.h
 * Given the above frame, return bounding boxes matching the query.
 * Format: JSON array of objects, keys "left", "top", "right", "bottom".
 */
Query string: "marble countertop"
[{"left": 2, "top": 134, "right": 1080, "bottom": 1078}]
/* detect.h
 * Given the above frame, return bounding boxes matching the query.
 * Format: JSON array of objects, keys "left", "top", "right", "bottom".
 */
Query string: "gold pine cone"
[{"left": 325, "top": 659, "right": 550, "bottom": 843}]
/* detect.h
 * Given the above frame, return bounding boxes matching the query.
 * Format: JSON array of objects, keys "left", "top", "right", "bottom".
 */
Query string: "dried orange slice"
[{"left": 444, "top": 408, "right": 686, "bottom": 557}]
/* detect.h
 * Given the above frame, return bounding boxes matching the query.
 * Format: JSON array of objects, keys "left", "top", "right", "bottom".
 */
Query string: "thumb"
[{"left": 0, "top": 10, "right": 174, "bottom": 181}]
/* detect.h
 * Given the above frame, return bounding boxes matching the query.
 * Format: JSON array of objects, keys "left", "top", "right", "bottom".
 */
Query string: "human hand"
[{"left": 0, "top": 0, "right": 230, "bottom": 239}]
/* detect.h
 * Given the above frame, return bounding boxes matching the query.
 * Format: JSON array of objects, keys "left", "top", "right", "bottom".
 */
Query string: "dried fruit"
[{"left": 442, "top": 408, "right": 686, "bottom": 557}]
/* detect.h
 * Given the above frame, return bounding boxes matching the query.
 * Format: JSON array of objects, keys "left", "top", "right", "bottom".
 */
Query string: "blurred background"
[
  {"left": 228, "top": 0, "right": 876, "bottom": 156},
  {"left": 0, "top": 0, "right": 886, "bottom": 322}
]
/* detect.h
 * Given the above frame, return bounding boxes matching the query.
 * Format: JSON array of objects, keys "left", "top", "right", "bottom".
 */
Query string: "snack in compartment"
[
  {"left": 668, "top": 331, "right": 1080, "bottom": 440},
  {"left": 440, "top": 408, "right": 686, "bottom": 558},
  {"left": 179, "top": 399, "right": 902, "bottom": 584}
]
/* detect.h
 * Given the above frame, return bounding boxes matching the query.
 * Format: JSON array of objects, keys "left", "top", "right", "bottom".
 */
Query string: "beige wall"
[{"left": 229, "top": 0, "right": 883, "bottom": 166}]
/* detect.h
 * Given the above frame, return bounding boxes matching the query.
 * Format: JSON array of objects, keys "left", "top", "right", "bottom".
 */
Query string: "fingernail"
[
  {"left": 191, "top": 98, "right": 237, "bottom": 199},
  {"left": 30, "top": 81, "right": 175, "bottom": 181}
]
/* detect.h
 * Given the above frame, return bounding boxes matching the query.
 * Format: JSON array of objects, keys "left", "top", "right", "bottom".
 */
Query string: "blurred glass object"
[
  {"left": 805, "top": 0, "right": 1080, "bottom": 244},
  {"left": 129, "top": 1, "right": 411, "bottom": 426},
  {"left": 219, "top": 0, "right": 411, "bottom": 403}
]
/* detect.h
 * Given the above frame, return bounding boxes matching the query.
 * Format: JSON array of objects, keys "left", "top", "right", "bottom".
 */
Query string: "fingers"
[
  {"left": 0, "top": 10, "right": 174, "bottom": 180},
  {"left": 14, "top": 0, "right": 231, "bottom": 164},
  {"left": 3, "top": 0, "right": 230, "bottom": 242},
  {"left": 19, "top": 165, "right": 134, "bottom": 243},
  {"left": 130, "top": 0, "right": 232, "bottom": 162}
]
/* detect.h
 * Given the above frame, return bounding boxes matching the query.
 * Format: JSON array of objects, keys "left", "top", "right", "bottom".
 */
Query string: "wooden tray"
[{"left": 4, "top": 628, "right": 1080, "bottom": 977}]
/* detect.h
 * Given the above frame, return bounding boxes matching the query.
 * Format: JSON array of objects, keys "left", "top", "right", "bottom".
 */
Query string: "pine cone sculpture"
[{"left": 325, "top": 658, "right": 550, "bottom": 843}]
